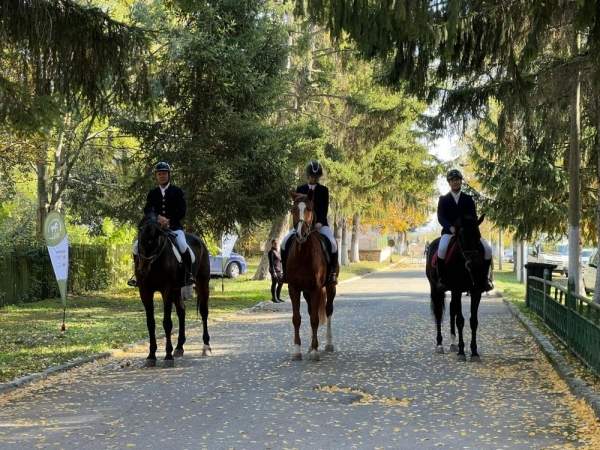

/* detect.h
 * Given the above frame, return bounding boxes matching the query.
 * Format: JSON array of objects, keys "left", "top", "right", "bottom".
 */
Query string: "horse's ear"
[{"left": 477, "top": 214, "right": 485, "bottom": 225}]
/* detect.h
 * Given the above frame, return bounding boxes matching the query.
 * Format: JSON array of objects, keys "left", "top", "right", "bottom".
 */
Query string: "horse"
[
  {"left": 286, "top": 191, "right": 338, "bottom": 361},
  {"left": 136, "top": 212, "right": 211, "bottom": 367},
  {"left": 425, "top": 215, "right": 488, "bottom": 362}
]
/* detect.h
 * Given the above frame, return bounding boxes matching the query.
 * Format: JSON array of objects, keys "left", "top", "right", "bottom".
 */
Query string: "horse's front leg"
[
  {"left": 289, "top": 285, "right": 302, "bottom": 360},
  {"left": 307, "top": 287, "right": 322, "bottom": 361},
  {"left": 174, "top": 293, "right": 185, "bottom": 358},
  {"left": 141, "top": 289, "right": 157, "bottom": 367},
  {"left": 452, "top": 290, "right": 466, "bottom": 361},
  {"left": 431, "top": 285, "right": 445, "bottom": 354},
  {"left": 449, "top": 294, "right": 458, "bottom": 352},
  {"left": 162, "top": 291, "right": 174, "bottom": 367},
  {"left": 470, "top": 290, "right": 482, "bottom": 361}
]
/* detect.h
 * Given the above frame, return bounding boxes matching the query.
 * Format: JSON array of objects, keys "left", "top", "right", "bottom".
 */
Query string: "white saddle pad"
[{"left": 171, "top": 244, "right": 195, "bottom": 264}]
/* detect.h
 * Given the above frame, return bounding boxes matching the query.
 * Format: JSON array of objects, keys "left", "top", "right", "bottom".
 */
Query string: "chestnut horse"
[
  {"left": 136, "top": 213, "right": 211, "bottom": 367},
  {"left": 286, "top": 191, "right": 338, "bottom": 361}
]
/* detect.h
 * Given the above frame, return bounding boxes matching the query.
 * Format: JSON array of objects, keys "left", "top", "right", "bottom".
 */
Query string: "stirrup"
[{"left": 127, "top": 276, "right": 138, "bottom": 287}]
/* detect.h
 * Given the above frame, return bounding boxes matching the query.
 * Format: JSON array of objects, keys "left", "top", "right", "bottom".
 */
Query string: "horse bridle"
[
  {"left": 138, "top": 224, "right": 169, "bottom": 270},
  {"left": 293, "top": 201, "right": 317, "bottom": 244},
  {"left": 455, "top": 233, "right": 480, "bottom": 286}
]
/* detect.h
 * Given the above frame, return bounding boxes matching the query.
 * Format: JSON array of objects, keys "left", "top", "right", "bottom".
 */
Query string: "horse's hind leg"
[
  {"left": 449, "top": 295, "right": 458, "bottom": 352},
  {"left": 307, "top": 287, "right": 322, "bottom": 361},
  {"left": 324, "top": 284, "right": 335, "bottom": 352},
  {"left": 470, "top": 291, "right": 482, "bottom": 361},
  {"left": 452, "top": 290, "right": 466, "bottom": 361},
  {"left": 197, "top": 277, "right": 211, "bottom": 356},
  {"left": 141, "top": 290, "right": 157, "bottom": 367},
  {"left": 289, "top": 285, "right": 302, "bottom": 360},
  {"left": 162, "top": 292, "right": 174, "bottom": 367},
  {"left": 174, "top": 295, "right": 185, "bottom": 358}
]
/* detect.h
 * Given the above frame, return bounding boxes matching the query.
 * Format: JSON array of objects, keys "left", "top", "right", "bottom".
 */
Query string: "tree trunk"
[
  {"left": 568, "top": 33, "right": 582, "bottom": 294},
  {"left": 513, "top": 238, "right": 518, "bottom": 275},
  {"left": 516, "top": 240, "right": 524, "bottom": 283},
  {"left": 36, "top": 157, "right": 48, "bottom": 240},
  {"left": 350, "top": 212, "right": 360, "bottom": 263},
  {"left": 341, "top": 217, "right": 349, "bottom": 266},
  {"left": 252, "top": 213, "right": 289, "bottom": 280},
  {"left": 594, "top": 98, "right": 600, "bottom": 303},
  {"left": 498, "top": 229, "right": 503, "bottom": 271},
  {"left": 334, "top": 214, "right": 342, "bottom": 264}
]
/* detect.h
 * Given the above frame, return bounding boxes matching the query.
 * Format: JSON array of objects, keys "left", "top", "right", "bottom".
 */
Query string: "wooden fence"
[{"left": 0, "top": 244, "right": 131, "bottom": 307}]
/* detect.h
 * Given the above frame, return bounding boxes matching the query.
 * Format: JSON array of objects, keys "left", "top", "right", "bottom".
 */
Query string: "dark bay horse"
[
  {"left": 136, "top": 213, "right": 211, "bottom": 367},
  {"left": 286, "top": 191, "right": 338, "bottom": 361},
  {"left": 425, "top": 215, "right": 489, "bottom": 362}
]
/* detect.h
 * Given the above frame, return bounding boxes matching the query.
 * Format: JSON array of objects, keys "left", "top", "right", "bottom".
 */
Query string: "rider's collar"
[
  {"left": 159, "top": 183, "right": 170, "bottom": 195},
  {"left": 308, "top": 183, "right": 317, "bottom": 190}
]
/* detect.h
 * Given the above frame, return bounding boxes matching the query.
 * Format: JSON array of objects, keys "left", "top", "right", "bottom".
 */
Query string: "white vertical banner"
[
  {"left": 44, "top": 211, "right": 69, "bottom": 305},
  {"left": 221, "top": 233, "right": 238, "bottom": 258}
]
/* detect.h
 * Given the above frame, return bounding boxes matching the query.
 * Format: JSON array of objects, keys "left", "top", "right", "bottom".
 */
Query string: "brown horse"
[
  {"left": 136, "top": 213, "right": 211, "bottom": 367},
  {"left": 286, "top": 191, "right": 338, "bottom": 361}
]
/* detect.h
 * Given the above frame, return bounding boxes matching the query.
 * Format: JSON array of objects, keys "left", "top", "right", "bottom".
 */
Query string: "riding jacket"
[
  {"left": 268, "top": 249, "right": 283, "bottom": 277},
  {"left": 143, "top": 184, "right": 186, "bottom": 231},
  {"left": 437, "top": 191, "right": 477, "bottom": 235},
  {"left": 296, "top": 183, "right": 329, "bottom": 227}
]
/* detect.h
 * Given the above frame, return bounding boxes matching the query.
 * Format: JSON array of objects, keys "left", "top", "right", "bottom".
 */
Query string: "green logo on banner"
[{"left": 44, "top": 211, "right": 66, "bottom": 246}]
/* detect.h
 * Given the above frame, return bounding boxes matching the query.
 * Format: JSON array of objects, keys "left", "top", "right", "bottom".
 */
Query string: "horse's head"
[
  {"left": 137, "top": 212, "right": 166, "bottom": 278},
  {"left": 291, "top": 191, "right": 314, "bottom": 241},
  {"left": 455, "top": 214, "right": 485, "bottom": 268}
]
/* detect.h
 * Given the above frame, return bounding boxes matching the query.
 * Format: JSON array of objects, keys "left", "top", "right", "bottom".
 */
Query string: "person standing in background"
[{"left": 268, "top": 239, "right": 284, "bottom": 303}]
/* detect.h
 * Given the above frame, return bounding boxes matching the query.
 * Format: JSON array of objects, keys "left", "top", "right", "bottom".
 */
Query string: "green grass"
[{"left": 0, "top": 257, "right": 391, "bottom": 383}]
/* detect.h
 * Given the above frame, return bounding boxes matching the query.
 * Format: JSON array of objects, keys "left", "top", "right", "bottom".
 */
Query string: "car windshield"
[{"left": 581, "top": 249, "right": 593, "bottom": 257}]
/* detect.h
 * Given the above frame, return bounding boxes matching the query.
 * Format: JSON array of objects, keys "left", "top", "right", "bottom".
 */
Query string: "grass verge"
[{"left": 0, "top": 258, "right": 391, "bottom": 383}]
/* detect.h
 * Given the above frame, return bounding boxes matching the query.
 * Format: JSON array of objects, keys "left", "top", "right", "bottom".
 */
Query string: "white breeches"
[
  {"left": 438, "top": 234, "right": 492, "bottom": 260},
  {"left": 133, "top": 229, "right": 188, "bottom": 255},
  {"left": 282, "top": 225, "right": 338, "bottom": 253}
]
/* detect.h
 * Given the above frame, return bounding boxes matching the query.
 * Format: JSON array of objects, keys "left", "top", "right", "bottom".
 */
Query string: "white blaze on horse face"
[{"left": 296, "top": 202, "right": 306, "bottom": 235}]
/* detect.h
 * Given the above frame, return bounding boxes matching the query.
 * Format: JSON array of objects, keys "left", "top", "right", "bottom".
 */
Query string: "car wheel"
[{"left": 226, "top": 262, "right": 241, "bottom": 279}]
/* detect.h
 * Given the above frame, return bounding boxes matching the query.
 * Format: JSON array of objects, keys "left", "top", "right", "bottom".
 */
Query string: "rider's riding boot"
[
  {"left": 280, "top": 247, "right": 288, "bottom": 284},
  {"left": 436, "top": 258, "right": 447, "bottom": 290},
  {"left": 127, "top": 255, "right": 139, "bottom": 287},
  {"left": 182, "top": 250, "right": 195, "bottom": 287},
  {"left": 328, "top": 252, "right": 339, "bottom": 285},
  {"left": 481, "top": 259, "right": 494, "bottom": 292}
]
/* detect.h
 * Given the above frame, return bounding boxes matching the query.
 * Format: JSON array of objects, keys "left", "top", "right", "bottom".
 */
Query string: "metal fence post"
[{"left": 543, "top": 269, "right": 549, "bottom": 322}]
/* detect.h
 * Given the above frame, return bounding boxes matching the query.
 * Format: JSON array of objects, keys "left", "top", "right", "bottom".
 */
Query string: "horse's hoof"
[
  {"left": 201, "top": 344, "right": 212, "bottom": 356},
  {"left": 292, "top": 353, "right": 302, "bottom": 361},
  {"left": 145, "top": 358, "right": 157, "bottom": 368},
  {"left": 173, "top": 348, "right": 184, "bottom": 358},
  {"left": 435, "top": 345, "right": 444, "bottom": 354},
  {"left": 163, "top": 358, "right": 175, "bottom": 368},
  {"left": 324, "top": 344, "right": 335, "bottom": 353},
  {"left": 457, "top": 353, "right": 467, "bottom": 362},
  {"left": 470, "top": 354, "right": 481, "bottom": 362},
  {"left": 449, "top": 344, "right": 458, "bottom": 352},
  {"left": 308, "top": 350, "right": 320, "bottom": 362}
]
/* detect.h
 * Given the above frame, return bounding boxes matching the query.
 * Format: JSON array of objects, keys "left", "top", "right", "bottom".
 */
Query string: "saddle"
[
  {"left": 283, "top": 232, "right": 331, "bottom": 264},
  {"left": 166, "top": 231, "right": 196, "bottom": 264},
  {"left": 431, "top": 238, "right": 458, "bottom": 269}
]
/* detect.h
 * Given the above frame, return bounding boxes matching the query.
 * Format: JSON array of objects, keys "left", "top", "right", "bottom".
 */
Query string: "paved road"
[{"left": 0, "top": 268, "right": 597, "bottom": 449}]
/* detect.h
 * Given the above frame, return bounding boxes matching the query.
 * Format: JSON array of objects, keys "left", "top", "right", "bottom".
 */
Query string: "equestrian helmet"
[
  {"left": 306, "top": 160, "right": 323, "bottom": 178},
  {"left": 446, "top": 169, "right": 463, "bottom": 181},
  {"left": 155, "top": 161, "right": 171, "bottom": 173}
]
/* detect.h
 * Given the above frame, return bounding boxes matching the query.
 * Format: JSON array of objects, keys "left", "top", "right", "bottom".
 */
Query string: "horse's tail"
[
  {"left": 430, "top": 286, "right": 445, "bottom": 320},
  {"left": 318, "top": 287, "right": 327, "bottom": 327}
]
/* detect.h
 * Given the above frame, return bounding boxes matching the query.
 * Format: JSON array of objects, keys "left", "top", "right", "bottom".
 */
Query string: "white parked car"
[
  {"left": 539, "top": 244, "right": 569, "bottom": 275},
  {"left": 583, "top": 249, "right": 597, "bottom": 295}
]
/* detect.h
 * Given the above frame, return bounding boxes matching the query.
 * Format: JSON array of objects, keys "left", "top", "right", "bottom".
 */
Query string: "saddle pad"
[
  {"left": 432, "top": 240, "right": 458, "bottom": 269},
  {"left": 167, "top": 233, "right": 195, "bottom": 264}
]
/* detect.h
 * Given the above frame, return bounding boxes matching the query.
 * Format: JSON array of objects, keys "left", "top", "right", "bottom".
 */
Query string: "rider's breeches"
[
  {"left": 281, "top": 225, "right": 338, "bottom": 253},
  {"left": 132, "top": 230, "right": 189, "bottom": 255},
  {"left": 438, "top": 233, "right": 492, "bottom": 260}
]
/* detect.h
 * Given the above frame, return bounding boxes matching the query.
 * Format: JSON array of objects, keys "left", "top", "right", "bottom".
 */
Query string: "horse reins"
[
  {"left": 138, "top": 228, "right": 169, "bottom": 269},
  {"left": 456, "top": 237, "right": 479, "bottom": 286}
]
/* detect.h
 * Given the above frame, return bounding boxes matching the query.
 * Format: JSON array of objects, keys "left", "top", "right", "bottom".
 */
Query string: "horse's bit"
[{"left": 138, "top": 229, "right": 169, "bottom": 270}]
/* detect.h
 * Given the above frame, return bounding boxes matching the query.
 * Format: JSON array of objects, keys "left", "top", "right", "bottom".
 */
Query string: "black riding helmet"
[
  {"left": 446, "top": 169, "right": 463, "bottom": 181},
  {"left": 306, "top": 160, "right": 323, "bottom": 178},
  {"left": 155, "top": 161, "right": 171, "bottom": 173}
]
